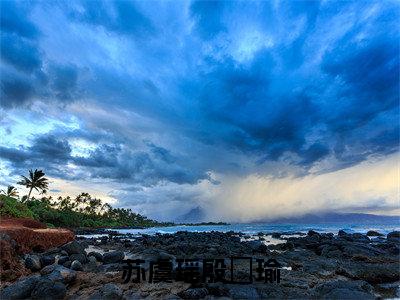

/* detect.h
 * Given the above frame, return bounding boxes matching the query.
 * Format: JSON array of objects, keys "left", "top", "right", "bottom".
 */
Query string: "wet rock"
[
  {"left": 244, "top": 240, "right": 263, "bottom": 251},
  {"left": 79, "top": 240, "right": 89, "bottom": 249},
  {"left": 87, "top": 251, "right": 103, "bottom": 262},
  {"left": 84, "top": 256, "right": 99, "bottom": 272},
  {"left": 0, "top": 274, "right": 40, "bottom": 299},
  {"left": 351, "top": 233, "right": 370, "bottom": 243},
  {"left": 41, "top": 265, "right": 77, "bottom": 284},
  {"left": 319, "top": 244, "right": 341, "bottom": 258},
  {"left": 60, "top": 240, "right": 84, "bottom": 255},
  {"left": 387, "top": 231, "right": 400, "bottom": 242},
  {"left": 57, "top": 256, "right": 69, "bottom": 265},
  {"left": 337, "top": 262, "right": 400, "bottom": 284},
  {"left": 70, "top": 253, "right": 87, "bottom": 264},
  {"left": 70, "top": 260, "right": 83, "bottom": 271},
  {"left": 41, "top": 255, "right": 56, "bottom": 267},
  {"left": 178, "top": 288, "right": 208, "bottom": 299},
  {"left": 308, "top": 230, "right": 319, "bottom": 236},
  {"left": 43, "top": 248, "right": 61, "bottom": 256},
  {"left": 313, "top": 279, "right": 374, "bottom": 299},
  {"left": 366, "top": 230, "right": 383, "bottom": 237},
  {"left": 25, "top": 255, "right": 42, "bottom": 271},
  {"left": 63, "top": 261, "right": 71, "bottom": 268},
  {"left": 99, "top": 283, "right": 123, "bottom": 300},
  {"left": 103, "top": 250, "right": 125, "bottom": 264},
  {"left": 340, "top": 242, "right": 386, "bottom": 257},
  {"left": 31, "top": 278, "right": 66, "bottom": 300},
  {"left": 227, "top": 285, "right": 260, "bottom": 299},
  {"left": 271, "top": 233, "right": 281, "bottom": 239}
]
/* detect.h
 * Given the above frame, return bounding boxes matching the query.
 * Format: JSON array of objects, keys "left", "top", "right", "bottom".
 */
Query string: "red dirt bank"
[{"left": 0, "top": 217, "right": 75, "bottom": 281}]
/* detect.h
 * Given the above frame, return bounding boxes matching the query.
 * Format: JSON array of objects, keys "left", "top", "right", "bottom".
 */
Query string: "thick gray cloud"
[{"left": 0, "top": 0, "right": 398, "bottom": 219}]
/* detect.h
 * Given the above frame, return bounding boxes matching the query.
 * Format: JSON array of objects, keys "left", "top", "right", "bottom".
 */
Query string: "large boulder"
[
  {"left": 103, "top": 251, "right": 125, "bottom": 264},
  {"left": 31, "top": 278, "right": 66, "bottom": 300},
  {"left": 25, "top": 254, "right": 42, "bottom": 271},
  {"left": 41, "top": 265, "right": 77, "bottom": 284},
  {"left": 60, "top": 240, "right": 84, "bottom": 255},
  {"left": 70, "top": 253, "right": 87, "bottom": 264},
  {"left": 337, "top": 262, "right": 400, "bottom": 284},
  {"left": 0, "top": 274, "right": 41, "bottom": 299},
  {"left": 366, "top": 230, "right": 383, "bottom": 237}
]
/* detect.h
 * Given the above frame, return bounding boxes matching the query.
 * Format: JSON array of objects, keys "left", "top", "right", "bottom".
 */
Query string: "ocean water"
[{"left": 115, "top": 222, "right": 400, "bottom": 236}]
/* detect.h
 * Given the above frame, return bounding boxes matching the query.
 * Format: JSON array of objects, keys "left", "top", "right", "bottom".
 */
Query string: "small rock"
[
  {"left": 227, "top": 286, "right": 260, "bottom": 299},
  {"left": 70, "top": 253, "right": 87, "bottom": 264},
  {"left": 100, "top": 283, "right": 123, "bottom": 300},
  {"left": 70, "top": 260, "right": 83, "bottom": 271},
  {"left": 41, "top": 255, "right": 56, "bottom": 267},
  {"left": 338, "top": 230, "right": 347, "bottom": 236},
  {"left": 44, "top": 248, "right": 61, "bottom": 255},
  {"left": 63, "top": 261, "right": 71, "bottom": 268},
  {"left": 87, "top": 251, "right": 103, "bottom": 262},
  {"left": 25, "top": 255, "right": 42, "bottom": 271},
  {"left": 103, "top": 251, "right": 124, "bottom": 264},
  {"left": 308, "top": 230, "right": 319, "bottom": 236},
  {"left": 79, "top": 240, "right": 89, "bottom": 249},
  {"left": 57, "top": 256, "right": 69, "bottom": 265},
  {"left": 271, "top": 233, "right": 281, "bottom": 239},
  {"left": 387, "top": 231, "right": 400, "bottom": 241},
  {"left": 178, "top": 288, "right": 208, "bottom": 299},
  {"left": 31, "top": 279, "right": 66, "bottom": 300},
  {"left": 313, "top": 279, "right": 374, "bottom": 299},
  {"left": 366, "top": 230, "right": 383, "bottom": 237}
]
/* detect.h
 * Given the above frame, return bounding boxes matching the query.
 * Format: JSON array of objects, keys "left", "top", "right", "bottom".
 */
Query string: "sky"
[{"left": 0, "top": 0, "right": 399, "bottom": 222}]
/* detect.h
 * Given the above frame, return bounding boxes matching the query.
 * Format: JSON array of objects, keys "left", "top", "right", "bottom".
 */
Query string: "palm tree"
[
  {"left": 0, "top": 186, "right": 19, "bottom": 198},
  {"left": 17, "top": 169, "right": 49, "bottom": 201}
]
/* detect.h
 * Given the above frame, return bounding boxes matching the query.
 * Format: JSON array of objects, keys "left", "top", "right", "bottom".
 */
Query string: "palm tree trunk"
[{"left": 27, "top": 186, "right": 33, "bottom": 202}]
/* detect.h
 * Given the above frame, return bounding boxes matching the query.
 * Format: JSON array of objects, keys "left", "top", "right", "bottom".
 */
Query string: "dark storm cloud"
[
  {"left": 0, "top": 2, "right": 81, "bottom": 108},
  {"left": 0, "top": 130, "right": 210, "bottom": 186},
  {"left": 0, "top": 0, "right": 399, "bottom": 187},
  {"left": 1, "top": 33, "right": 42, "bottom": 73},
  {"left": 0, "top": 71, "right": 35, "bottom": 108}
]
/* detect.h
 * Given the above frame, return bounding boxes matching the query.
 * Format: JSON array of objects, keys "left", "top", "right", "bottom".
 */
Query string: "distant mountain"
[
  {"left": 261, "top": 212, "right": 399, "bottom": 224},
  {"left": 175, "top": 206, "right": 205, "bottom": 223}
]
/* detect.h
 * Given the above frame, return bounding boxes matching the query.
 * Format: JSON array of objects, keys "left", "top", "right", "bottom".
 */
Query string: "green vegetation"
[
  {"left": 0, "top": 195, "right": 36, "bottom": 219},
  {"left": 0, "top": 194, "right": 172, "bottom": 228},
  {"left": 0, "top": 169, "right": 173, "bottom": 229}
]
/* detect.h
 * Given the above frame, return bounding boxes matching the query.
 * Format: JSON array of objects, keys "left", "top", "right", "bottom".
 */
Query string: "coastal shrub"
[
  {"left": 1, "top": 193, "right": 172, "bottom": 229},
  {"left": 0, "top": 195, "right": 36, "bottom": 219}
]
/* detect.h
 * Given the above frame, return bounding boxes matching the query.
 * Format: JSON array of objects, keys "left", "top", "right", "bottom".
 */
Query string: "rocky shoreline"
[{"left": 1, "top": 229, "right": 399, "bottom": 299}]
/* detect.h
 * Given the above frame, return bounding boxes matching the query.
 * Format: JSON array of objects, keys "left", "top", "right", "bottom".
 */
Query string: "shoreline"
[{"left": 1, "top": 224, "right": 399, "bottom": 299}]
